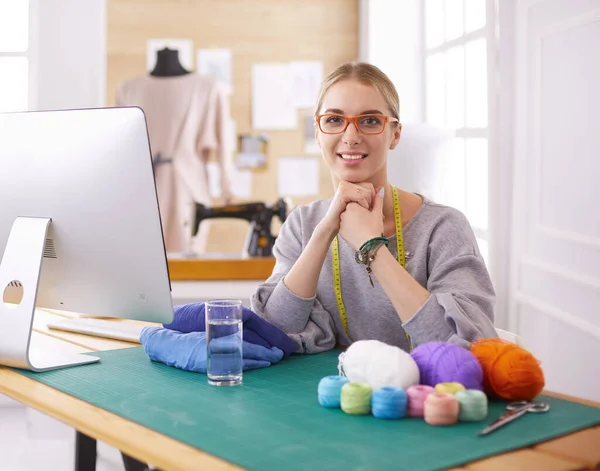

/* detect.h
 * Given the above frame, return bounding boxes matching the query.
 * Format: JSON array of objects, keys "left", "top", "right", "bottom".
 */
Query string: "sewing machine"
[{"left": 192, "top": 198, "right": 290, "bottom": 257}]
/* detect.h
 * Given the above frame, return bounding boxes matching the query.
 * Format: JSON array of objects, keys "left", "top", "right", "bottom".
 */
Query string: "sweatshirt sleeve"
[
  {"left": 402, "top": 210, "right": 498, "bottom": 348},
  {"left": 250, "top": 208, "right": 337, "bottom": 354}
]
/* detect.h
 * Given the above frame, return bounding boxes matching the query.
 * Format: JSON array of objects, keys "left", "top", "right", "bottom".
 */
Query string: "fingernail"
[{"left": 379, "top": 188, "right": 385, "bottom": 198}]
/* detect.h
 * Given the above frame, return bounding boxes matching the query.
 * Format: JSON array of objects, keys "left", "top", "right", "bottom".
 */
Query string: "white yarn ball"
[
  {"left": 365, "top": 342, "right": 420, "bottom": 390},
  {"left": 337, "top": 339, "right": 382, "bottom": 383},
  {"left": 339, "top": 340, "right": 420, "bottom": 390}
]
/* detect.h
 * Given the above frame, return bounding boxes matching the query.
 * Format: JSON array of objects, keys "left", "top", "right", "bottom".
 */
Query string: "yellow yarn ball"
[{"left": 435, "top": 382, "right": 466, "bottom": 395}]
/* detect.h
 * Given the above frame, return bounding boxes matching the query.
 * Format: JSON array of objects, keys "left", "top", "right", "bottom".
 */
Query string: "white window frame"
[
  {"left": 0, "top": 0, "right": 36, "bottom": 111},
  {"left": 421, "top": 0, "right": 497, "bottom": 263},
  {"left": 28, "top": 0, "right": 38, "bottom": 110}
]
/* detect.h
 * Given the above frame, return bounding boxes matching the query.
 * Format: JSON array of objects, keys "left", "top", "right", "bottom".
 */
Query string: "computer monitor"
[{"left": 0, "top": 107, "right": 174, "bottom": 371}]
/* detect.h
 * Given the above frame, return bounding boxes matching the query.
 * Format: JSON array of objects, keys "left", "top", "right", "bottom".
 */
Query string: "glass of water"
[{"left": 206, "top": 299, "right": 243, "bottom": 386}]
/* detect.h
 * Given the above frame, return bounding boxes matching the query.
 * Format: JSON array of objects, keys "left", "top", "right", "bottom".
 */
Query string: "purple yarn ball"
[{"left": 410, "top": 341, "right": 483, "bottom": 390}]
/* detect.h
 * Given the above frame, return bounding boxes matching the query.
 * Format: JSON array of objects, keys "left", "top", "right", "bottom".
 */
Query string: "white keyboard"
[{"left": 46, "top": 318, "right": 147, "bottom": 343}]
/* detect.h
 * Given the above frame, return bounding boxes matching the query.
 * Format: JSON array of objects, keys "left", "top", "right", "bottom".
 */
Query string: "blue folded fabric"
[
  {"left": 163, "top": 303, "right": 298, "bottom": 357},
  {"left": 140, "top": 326, "right": 284, "bottom": 374}
]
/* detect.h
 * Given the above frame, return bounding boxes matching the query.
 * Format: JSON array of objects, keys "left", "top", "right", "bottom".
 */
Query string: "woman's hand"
[
  {"left": 318, "top": 181, "right": 376, "bottom": 238},
  {"left": 338, "top": 187, "right": 385, "bottom": 251},
  {"left": 279, "top": 182, "right": 375, "bottom": 301}
]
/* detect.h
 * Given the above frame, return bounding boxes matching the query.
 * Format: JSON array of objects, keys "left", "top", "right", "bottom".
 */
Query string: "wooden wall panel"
[{"left": 107, "top": 0, "right": 358, "bottom": 253}]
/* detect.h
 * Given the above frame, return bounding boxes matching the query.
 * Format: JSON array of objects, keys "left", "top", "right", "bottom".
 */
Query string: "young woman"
[{"left": 251, "top": 62, "right": 497, "bottom": 353}]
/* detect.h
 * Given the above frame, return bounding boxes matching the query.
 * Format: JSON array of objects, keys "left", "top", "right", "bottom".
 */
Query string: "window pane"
[
  {"left": 465, "top": 0, "right": 486, "bottom": 33},
  {"left": 0, "top": 57, "right": 28, "bottom": 111},
  {"left": 465, "top": 138, "right": 488, "bottom": 229},
  {"left": 443, "top": 137, "right": 466, "bottom": 213},
  {"left": 425, "top": 0, "right": 444, "bottom": 48},
  {"left": 465, "top": 38, "right": 488, "bottom": 127},
  {"left": 476, "top": 237, "right": 489, "bottom": 267},
  {"left": 445, "top": 0, "right": 463, "bottom": 41},
  {"left": 426, "top": 53, "right": 445, "bottom": 127},
  {"left": 445, "top": 45, "right": 464, "bottom": 128},
  {"left": 0, "top": 0, "right": 29, "bottom": 52}
]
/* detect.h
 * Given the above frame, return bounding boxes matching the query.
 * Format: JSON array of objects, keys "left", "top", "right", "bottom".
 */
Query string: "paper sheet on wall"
[
  {"left": 207, "top": 161, "right": 252, "bottom": 200},
  {"left": 278, "top": 157, "right": 319, "bottom": 197},
  {"left": 146, "top": 39, "right": 194, "bottom": 72},
  {"left": 252, "top": 63, "right": 297, "bottom": 130},
  {"left": 290, "top": 61, "right": 323, "bottom": 109},
  {"left": 197, "top": 48, "right": 232, "bottom": 95}
]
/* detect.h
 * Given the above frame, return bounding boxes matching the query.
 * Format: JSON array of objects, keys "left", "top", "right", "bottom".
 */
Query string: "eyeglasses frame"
[{"left": 315, "top": 113, "right": 400, "bottom": 135}]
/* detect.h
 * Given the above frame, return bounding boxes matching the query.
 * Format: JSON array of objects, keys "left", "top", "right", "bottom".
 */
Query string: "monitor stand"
[{"left": 0, "top": 217, "right": 100, "bottom": 372}]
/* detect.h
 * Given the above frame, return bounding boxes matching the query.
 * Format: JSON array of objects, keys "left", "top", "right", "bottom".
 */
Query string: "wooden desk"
[
  {"left": 167, "top": 256, "right": 275, "bottom": 281},
  {"left": 1, "top": 310, "right": 599, "bottom": 471}
]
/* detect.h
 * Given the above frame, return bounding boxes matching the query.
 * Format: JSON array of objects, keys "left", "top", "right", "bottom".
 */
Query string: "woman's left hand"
[{"left": 338, "top": 187, "right": 385, "bottom": 251}]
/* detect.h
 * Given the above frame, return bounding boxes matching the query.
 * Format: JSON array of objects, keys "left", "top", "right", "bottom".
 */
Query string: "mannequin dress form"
[{"left": 116, "top": 48, "right": 233, "bottom": 254}]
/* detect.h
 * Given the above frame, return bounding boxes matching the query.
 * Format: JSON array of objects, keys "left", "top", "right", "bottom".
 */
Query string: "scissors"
[{"left": 478, "top": 400, "right": 550, "bottom": 436}]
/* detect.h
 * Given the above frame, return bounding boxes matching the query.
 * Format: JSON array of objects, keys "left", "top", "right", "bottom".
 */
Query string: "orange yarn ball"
[{"left": 469, "top": 338, "right": 545, "bottom": 401}]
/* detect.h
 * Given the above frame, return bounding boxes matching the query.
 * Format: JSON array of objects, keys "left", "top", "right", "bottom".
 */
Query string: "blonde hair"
[{"left": 315, "top": 62, "right": 400, "bottom": 120}]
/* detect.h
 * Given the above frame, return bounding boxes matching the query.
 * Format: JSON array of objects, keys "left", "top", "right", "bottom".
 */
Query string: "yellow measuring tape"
[{"left": 332, "top": 185, "right": 411, "bottom": 348}]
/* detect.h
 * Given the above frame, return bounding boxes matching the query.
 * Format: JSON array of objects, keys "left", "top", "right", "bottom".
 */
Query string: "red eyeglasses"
[{"left": 316, "top": 114, "right": 400, "bottom": 135}]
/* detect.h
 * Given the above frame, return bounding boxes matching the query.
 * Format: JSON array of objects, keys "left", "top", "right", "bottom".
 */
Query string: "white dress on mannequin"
[{"left": 116, "top": 73, "right": 233, "bottom": 254}]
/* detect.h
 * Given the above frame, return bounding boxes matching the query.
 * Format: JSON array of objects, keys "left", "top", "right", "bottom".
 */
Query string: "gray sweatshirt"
[{"left": 250, "top": 196, "right": 498, "bottom": 354}]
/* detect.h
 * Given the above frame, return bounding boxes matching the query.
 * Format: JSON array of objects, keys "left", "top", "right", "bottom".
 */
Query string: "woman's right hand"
[
  {"left": 319, "top": 181, "right": 376, "bottom": 237},
  {"left": 280, "top": 180, "right": 375, "bottom": 301}
]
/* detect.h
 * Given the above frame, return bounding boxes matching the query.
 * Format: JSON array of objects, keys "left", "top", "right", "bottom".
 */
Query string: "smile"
[{"left": 337, "top": 153, "right": 367, "bottom": 160}]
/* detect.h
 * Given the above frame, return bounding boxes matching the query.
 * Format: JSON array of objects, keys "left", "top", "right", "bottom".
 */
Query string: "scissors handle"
[{"left": 506, "top": 401, "right": 530, "bottom": 410}]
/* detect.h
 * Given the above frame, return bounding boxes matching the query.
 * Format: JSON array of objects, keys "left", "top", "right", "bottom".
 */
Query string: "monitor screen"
[{"left": 0, "top": 107, "right": 174, "bottom": 325}]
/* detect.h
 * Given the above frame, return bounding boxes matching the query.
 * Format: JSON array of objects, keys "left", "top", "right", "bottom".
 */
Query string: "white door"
[{"left": 505, "top": 0, "right": 600, "bottom": 401}]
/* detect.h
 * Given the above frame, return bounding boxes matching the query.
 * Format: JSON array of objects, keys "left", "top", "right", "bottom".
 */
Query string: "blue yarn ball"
[
  {"left": 372, "top": 387, "right": 407, "bottom": 419},
  {"left": 410, "top": 341, "right": 483, "bottom": 390},
  {"left": 318, "top": 375, "right": 350, "bottom": 408}
]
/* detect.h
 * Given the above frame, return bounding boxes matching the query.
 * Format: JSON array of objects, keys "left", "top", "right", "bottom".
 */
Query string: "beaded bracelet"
[{"left": 355, "top": 235, "right": 390, "bottom": 287}]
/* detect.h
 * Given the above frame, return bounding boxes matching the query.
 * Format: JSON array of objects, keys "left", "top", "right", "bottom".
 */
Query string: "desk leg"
[
  {"left": 121, "top": 453, "right": 149, "bottom": 471},
  {"left": 75, "top": 431, "right": 97, "bottom": 471},
  {"left": 75, "top": 431, "right": 150, "bottom": 471}
]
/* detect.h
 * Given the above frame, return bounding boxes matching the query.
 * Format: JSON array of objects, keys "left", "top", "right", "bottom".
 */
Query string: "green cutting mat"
[{"left": 17, "top": 348, "right": 600, "bottom": 471}]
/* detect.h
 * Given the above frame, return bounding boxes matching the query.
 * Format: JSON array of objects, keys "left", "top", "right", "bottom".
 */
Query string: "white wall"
[
  {"left": 30, "top": 0, "right": 106, "bottom": 111},
  {"left": 505, "top": 0, "right": 600, "bottom": 402}
]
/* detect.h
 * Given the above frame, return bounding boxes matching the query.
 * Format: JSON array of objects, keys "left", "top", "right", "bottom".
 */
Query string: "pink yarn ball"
[
  {"left": 406, "top": 385, "right": 435, "bottom": 417},
  {"left": 410, "top": 341, "right": 483, "bottom": 390}
]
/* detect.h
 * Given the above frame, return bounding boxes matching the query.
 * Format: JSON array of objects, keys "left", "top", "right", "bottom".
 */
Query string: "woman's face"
[{"left": 316, "top": 79, "right": 401, "bottom": 184}]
